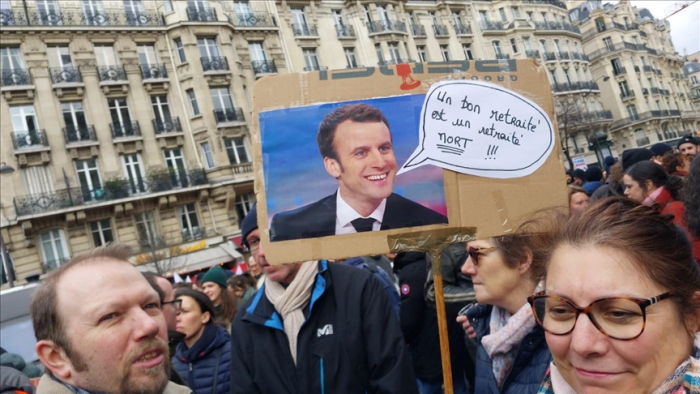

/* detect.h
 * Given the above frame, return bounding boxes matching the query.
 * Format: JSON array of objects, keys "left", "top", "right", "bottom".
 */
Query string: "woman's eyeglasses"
[
  {"left": 527, "top": 292, "right": 672, "bottom": 340},
  {"left": 466, "top": 246, "right": 496, "bottom": 266}
]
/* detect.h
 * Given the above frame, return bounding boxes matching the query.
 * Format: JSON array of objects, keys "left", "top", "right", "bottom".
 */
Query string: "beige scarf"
[{"left": 264, "top": 260, "right": 319, "bottom": 364}]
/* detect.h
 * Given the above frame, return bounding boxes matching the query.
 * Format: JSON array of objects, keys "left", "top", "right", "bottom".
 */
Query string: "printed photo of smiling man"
[{"left": 269, "top": 103, "right": 448, "bottom": 241}]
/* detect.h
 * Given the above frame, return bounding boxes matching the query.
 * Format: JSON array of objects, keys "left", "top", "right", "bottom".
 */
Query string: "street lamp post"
[{"left": 0, "top": 162, "right": 15, "bottom": 288}]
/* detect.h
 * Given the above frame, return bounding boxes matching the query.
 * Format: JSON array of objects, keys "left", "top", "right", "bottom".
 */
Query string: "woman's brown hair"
[
  {"left": 546, "top": 197, "right": 700, "bottom": 330},
  {"left": 215, "top": 283, "right": 238, "bottom": 327}
]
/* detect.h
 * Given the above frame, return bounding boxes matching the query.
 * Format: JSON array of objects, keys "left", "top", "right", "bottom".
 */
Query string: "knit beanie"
[
  {"left": 585, "top": 166, "right": 603, "bottom": 182},
  {"left": 240, "top": 202, "right": 258, "bottom": 248},
  {"left": 572, "top": 169, "right": 586, "bottom": 181},
  {"left": 621, "top": 148, "right": 653, "bottom": 171},
  {"left": 201, "top": 266, "right": 228, "bottom": 288},
  {"left": 649, "top": 143, "right": 672, "bottom": 157}
]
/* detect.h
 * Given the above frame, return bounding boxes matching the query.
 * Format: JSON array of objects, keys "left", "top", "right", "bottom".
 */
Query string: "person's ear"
[
  {"left": 36, "top": 340, "right": 73, "bottom": 380},
  {"left": 644, "top": 179, "right": 655, "bottom": 192},
  {"left": 685, "top": 291, "right": 700, "bottom": 334},
  {"left": 201, "top": 311, "right": 211, "bottom": 325},
  {"left": 324, "top": 157, "right": 342, "bottom": 178},
  {"left": 518, "top": 250, "right": 534, "bottom": 276}
]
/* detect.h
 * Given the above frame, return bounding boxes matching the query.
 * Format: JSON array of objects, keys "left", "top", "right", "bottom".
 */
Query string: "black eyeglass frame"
[
  {"left": 527, "top": 291, "right": 673, "bottom": 340},
  {"left": 162, "top": 298, "right": 182, "bottom": 312}
]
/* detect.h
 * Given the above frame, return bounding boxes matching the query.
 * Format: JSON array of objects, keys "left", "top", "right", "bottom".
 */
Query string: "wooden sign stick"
[{"left": 388, "top": 227, "right": 476, "bottom": 394}]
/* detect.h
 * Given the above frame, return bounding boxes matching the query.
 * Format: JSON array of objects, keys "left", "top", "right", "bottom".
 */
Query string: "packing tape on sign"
[
  {"left": 492, "top": 190, "right": 514, "bottom": 235},
  {"left": 387, "top": 227, "right": 477, "bottom": 273}
]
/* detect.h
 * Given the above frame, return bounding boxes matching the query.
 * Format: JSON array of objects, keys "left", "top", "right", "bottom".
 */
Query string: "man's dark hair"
[
  {"left": 142, "top": 272, "right": 165, "bottom": 304},
  {"left": 317, "top": 103, "right": 391, "bottom": 162}
]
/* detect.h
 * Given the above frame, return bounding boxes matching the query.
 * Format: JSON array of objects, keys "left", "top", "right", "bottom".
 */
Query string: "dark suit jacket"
[{"left": 270, "top": 192, "right": 447, "bottom": 241}]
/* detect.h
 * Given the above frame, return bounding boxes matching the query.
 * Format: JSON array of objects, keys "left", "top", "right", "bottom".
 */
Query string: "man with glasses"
[{"left": 143, "top": 272, "right": 187, "bottom": 386}]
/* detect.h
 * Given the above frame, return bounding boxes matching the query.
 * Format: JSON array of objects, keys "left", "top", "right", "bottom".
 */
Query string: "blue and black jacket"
[{"left": 230, "top": 260, "right": 418, "bottom": 394}]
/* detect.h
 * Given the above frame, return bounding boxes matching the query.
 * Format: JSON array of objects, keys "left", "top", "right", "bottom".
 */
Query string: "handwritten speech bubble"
[{"left": 397, "top": 81, "right": 555, "bottom": 179}]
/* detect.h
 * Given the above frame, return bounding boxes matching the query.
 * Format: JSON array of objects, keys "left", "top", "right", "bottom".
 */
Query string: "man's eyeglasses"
[
  {"left": 247, "top": 237, "right": 261, "bottom": 253},
  {"left": 162, "top": 299, "right": 182, "bottom": 313},
  {"left": 466, "top": 246, "right": 496, "bottom": 266},
  {"left": 527, "top": 292, "right": 673, "bottom": 340}
]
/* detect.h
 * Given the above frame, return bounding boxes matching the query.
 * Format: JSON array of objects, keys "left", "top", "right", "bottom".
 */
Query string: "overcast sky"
[{"left": 609, "top": 1, "right": 700, "bottom": 56}]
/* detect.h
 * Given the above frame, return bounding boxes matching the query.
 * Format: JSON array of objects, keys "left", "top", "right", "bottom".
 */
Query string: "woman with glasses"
[
  {"left": 455, "top": 220, "right": 554, "bottom": 394},
  {"left": 532, "top": 197, "right": 700, "bottom": 393},
  {"left": 172, "top": 288, "right": 231, "bottom": 394}
]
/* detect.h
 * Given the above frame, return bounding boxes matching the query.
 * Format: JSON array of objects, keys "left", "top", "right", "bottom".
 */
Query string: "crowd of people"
[{"left": 1, "top": 136, "right": 698, "bottom": 394}]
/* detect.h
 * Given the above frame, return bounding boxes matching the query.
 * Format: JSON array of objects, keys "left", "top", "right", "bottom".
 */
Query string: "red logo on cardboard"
[
  {"left": 401, "top": 284, "right": 410, "bottom": 295},
  {"left": 396, "top": 63, "right": 421, "bottom": 91}
]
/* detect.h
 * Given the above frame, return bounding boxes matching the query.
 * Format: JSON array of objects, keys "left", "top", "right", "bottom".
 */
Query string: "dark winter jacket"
[
  {"left": 172, "top": 324, "right": 231, "bottom": 394},
  {"left": 590, "top": 177, "right": 622, "bottom": 201},
  {"left": 343, "top": 257, "right": 401, "bottom": 319},
  {"left": 582, "top": 180, "right": 603, "bottom": 196},
  {"left": 393, "top": 252, "right": 442, "bottom": 382},
  {"left": 468, "top": 304, "right": 551, "bottom": 394},
  {"left": 230, "top": 260, "right": 418, "bottom": 394}
]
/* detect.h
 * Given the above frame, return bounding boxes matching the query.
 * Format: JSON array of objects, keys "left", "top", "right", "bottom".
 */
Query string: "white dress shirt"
[{"left": 335, "top": 190, "right": 386, "bottom": 235}]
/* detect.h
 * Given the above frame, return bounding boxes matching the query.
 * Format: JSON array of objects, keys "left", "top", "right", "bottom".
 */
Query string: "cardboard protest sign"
[{"left": 252, "top": 60, "right": 568, "bottom": 264}]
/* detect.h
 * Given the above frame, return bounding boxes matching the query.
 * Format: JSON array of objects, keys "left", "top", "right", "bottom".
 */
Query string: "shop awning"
[{"left": 135, "top": 243, "right": 243, "bottom": 277}]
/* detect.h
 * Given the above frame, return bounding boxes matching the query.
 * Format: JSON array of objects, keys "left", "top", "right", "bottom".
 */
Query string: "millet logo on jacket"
[{"left": 317, "top": 324, "right": 334, "bottom": 337}]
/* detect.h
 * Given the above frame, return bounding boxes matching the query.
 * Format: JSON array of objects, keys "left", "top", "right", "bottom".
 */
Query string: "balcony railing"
[
  {"left": 140, "top": 64, "right": 167, "bottom": 80},
  {"left": 304, "top": 65, "right": 328, "bottom": 71},
  {"left": 610, "top": 110, "right": 677, "bottom": 130},
  {"left": 152, "top": 117, "right": 182, "bottom": 134},
  {"left": 662, "top": 89, "right": 670, "bottom": 96},
  {"left": 433, "top": 24, "right": 449, "bottom": 37},
  {"left": 454, "top": 23, "right": 472, "bottom": 35},
  {"left": 186, "top": 7, "right": 217, "bottom": 22},
  {"left": 1, "top": 68, "right": 32, "bottom": 87},
  {"left": 534, "top": 21, "right": 580, "bottom": 34},
  {"left": 558, "top": 51, "right": 570, "bottom": 60},
  {"left": 651, "top": 87, "right": 660, "bottom": 95},
  {"left": 522, "top": 0, "right": 568, "bottom": 9},
  {"left": 336, "top": 24, "right": 355, "bottom": 38},
  {"left": 11, "top": 130, "right": 48, "bottom": 150},
  {"left": 620, "top": 91, "right": 635, "bottom": 100},
  {"left": 97, "top": 65, "right": 127, "bottom": 82},
  {"left": 525, "top": 50, "right": 540, "bottom": 58},
  {"left": 50, "top": 67, "right": 82, "bottom": 84},
  {"left": 636, "top": 137, "right": 650, "bottom": 146},
  {"left": 292, "top": 23, "right": 318, "bottom": 36},
  {"left": 642, "top": 88, "right": 649, "bottom": 95},
  {"left": 201, "top": 56, "right": 229, "bottom": 72},
  {"left": 63, "top": 125, "right": 97, "bottom": 144},
  {"left": 13, "top": 168, "right": 208, "bottom": 216},
  {"left": 634, "top": 66, "right": 640, "bottom": 73},
  {"left": 411, "top": 24, "right": 426, "bottom": 36},
  {"left": 367, "top": 20, "right": 406, "bottom": 33},
  {"left": 252, "top": 60, "right": 277, "bottom": 74},
  {"left": 213, "top": 108, "right": 244, "bottom": 124},
  {"left": 613, "top": 67, "right": 626, "bottom": 76},
  {"left": 110, "top": 121, "right": 141, "bottom": 139},
  {"left": 495, "top": 53, "right": 510, "bottom": 60},
  {"left": 481, "top": 20, "right": 505, "bottom": 31},
  {"left": 553, "top": 81, "right": 600, "bottom": 93},
  {"left": 230, "top": 12, "right": 276, "bottom": 27},
  {"left": 544, "top": 51, "right": 557, "bottom": 61},
  {"left": 0, "top": 9, "right": 163, "bottom": 27}
]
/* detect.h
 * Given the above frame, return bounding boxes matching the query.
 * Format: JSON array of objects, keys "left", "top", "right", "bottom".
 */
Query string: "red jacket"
[{"left": 655, "top": 188, "right": 700, "bottom": 263}]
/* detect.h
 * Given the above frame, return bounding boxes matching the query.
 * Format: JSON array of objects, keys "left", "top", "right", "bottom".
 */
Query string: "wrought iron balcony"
[
  {"left": 152, "top": 117, "right": 182, "bottom": 134},
  {"left": 669, "top": 109, "right": 680, "bottom": 116},
  {"left": 110, "top": 121, "right": 141, "bottom": 139},
  {"left": 558, "top": 52, "right": 570, "bottom": 60},
  {"left": 634, "top": 66, "right": 640, "bottom": 73},
  {"left": 336, "top": 24, "right": 355, "bottom": 38},
  {"left": 201, "top": 56, "right": 229, "bottom": 72},
  {"left": 636, "top": 137, "right": 650, "bottom": 146},
  {"left": 186, "top": 7, "right": 217, "bottom": 22},
  {"left": 1, "top": 68, "right": 32, "bottom": 87},
  {"left": 580, "top": 53, "right": 589, "bottom": 61},
  {"left": 642, "top": 88, "right": 649, "bottom": 95},
  {"left": 11, "top": 130, "right": 48, "bottom": 150},
  {"left": 411, "top": 24, "right": 426, "bottom": 36},
  {"left": 292, "top": 23, "right": 318, "bottom": 36},
  {"left": 252, "top": 60, "right": 277, "bottom": 75},
  {"left": 124, "top": 11, "right": 165, "bottom": 26},
  {"left": 651, "top": 87, "right": 660, "bottom": 95},
  {"left": 655, "top": 69, "right": 662, "bottom": 76},
  {"left": 2, "top": 9, "right": 164, "bottom": 27},
  {"left": 433, "top": 24, "right": 449, "bottom": 37},
  {"left": 662, "top": 89, "right": 670, "bottom": 96},
  {"left": 620, "top": 91, "right": 636, "bottom": 100},
  {"left": 613, "top": 67, "right": 626, "bottom": 76},
  {"left": 230, "top": 12, "right": 276, "bottom": 27},
  {"left": 50, "top": 67, "right": 82, "bottom": 84},
  {"left": 525, "top": 50, "right": 540, "bottom": 58},
  {"left": 521, "top": 0, "right": 568, "bottom": 10},
  {"left": 496, "top": 53, "right": 510, "bottom": 60},
  {"left": 571, "top": 52, "right": 581, "bottom": 60},
  {"left": 304, "top": 65, "right": 328, "bottom": 71},
  {"left": 544, "top": 52, "right": 557, "bottom": 61},
  {"left": 140, "top": 64, "right": 167, "bottom": 80},
  {"left": 213, "top": 108, "right": 244, "bottom": 124},
  {"left": 0, "top": 9, "right": 27, "bottom": 26},
  {"left": 367, "top": 20, "right": 407, "bottom": 33},
  {"left": 454, "top": 23, "right": 471, "bottom": 35},
  {"left": 63, "top": 125, "right": 97, "bottom": 144},
  {"left": 481, "top": 20, "right": 505, "bottom": 31},
  {"left": 97, "top": 65, "right": 127, "bottom": 82}
]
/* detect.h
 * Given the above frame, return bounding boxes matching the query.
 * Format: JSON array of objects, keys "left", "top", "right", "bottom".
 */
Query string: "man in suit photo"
[{"left": 270, "top": 103, "right": 447, "bottom": 241}]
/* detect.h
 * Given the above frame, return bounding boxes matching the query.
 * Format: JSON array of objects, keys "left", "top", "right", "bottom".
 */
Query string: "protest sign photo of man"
[{"left": 270, "top": 103, "right": 447, "bottom": 241}]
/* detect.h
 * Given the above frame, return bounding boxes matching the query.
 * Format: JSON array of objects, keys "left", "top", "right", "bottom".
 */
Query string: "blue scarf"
[{"left": 176, "top": 323, "right": 218, "bottom": 363}]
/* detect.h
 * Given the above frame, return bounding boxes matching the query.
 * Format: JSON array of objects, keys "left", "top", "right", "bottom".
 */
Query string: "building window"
[
  {"left": 303, "top": 48, "right": 320, "bottom": 71},
  {"left": 619, "top": 80, "right": 630, "bottom": 96},
  {"left": 375, "top": 44, "right": 384, "bottom": 64},
  {"left": 151, "top": 95, "right": 172, "bottom": 126},
  {"left": 178, "top": 204, "right": 201, "bottom": 240},
  {"left": 174, "top": 38, "right": 186, "bottom": 63},
  {"left": 61, "top": 102, "right": 89, "bottom": 136},
  {"left": 440, "top": 45, "right": 450, "bottom": 61},
  {"left": 121, "top": 153, "right": 146, "bottom": 194},
  {"left": 225, "top": 137, "right": 250, "bottom": 164},
  {"left": 137, "top": 44, "right": 159, "bottom": 67},
  {"left": 134, "top": 212, "right": 159, "bottom": 248},
  {"left": 626, "top": 104, "right": 639, "bottom": 120},
  {"left": 602, "top": 37, "right": 613, "bottom": 51},
  {"left": 388, "top": 42, "right": 401, "bottom": 63},
  {"left": 499, "top": 7, "right": 507, "bottom": 22},
  {"left": 511, "top": 7, "right": 520, "bottom": 18},
  {"left": 164, "top": 149, "right": 187, "bottom": 188},
  {"left": 493, "top": 41, "right": 503, "bottom": 57},
  {"left": 197, "top": 37, "right": 221, "bottom": 60},
  {"left": 90, "top": 219, "right": 114, "bottom": 247},
  {"left": 39, "top": 229, "right": 69, "bottom": 272},
  {"left": 201, "top": 142, "right": 215, "bottom": 169},
  {"left": 611, "top": 58, "right": 623, "bottom": 75},
  {"left": 235, "top": 192, "right": 255, "bottom": 222},
  {"left": 9, "top": 105, "right": 38, "bottom": 134},
  {"left": 344, "top": 48, "right": 358, "bottom": 68},
  {"left": 210, "top": 87, "right": 235, "bottom": 121},
  {"left": 248, "top": 42, "right": 267, "bottom": 63},
  {"left": 510, "top": 38, "right": 518, "bottom": 53},
  {"left": 186, "top": 89, "right": 200, "bottom": 116},
  {"left": 417, "top": 46, "right": 428, "bottom": 62},
  {"left": 0, "top": 47, "right": 25, "bottom": 74},
  {"left": 462, "top": 44, "right": 473, "bottom": 60},
  {"left": 36, "top": 0, "right": 61, "bottom": 26},
  {"left": 22, "top": 166, "right": 54, "bottom": 195},
  {"left": 163, "top": 0, "right": 173, "bottom": 13},
  {"left": 75, "top": 159, "right": 102, "bottom": 202},
  {"left": 108, "top": 98, "right": 133, "bottom": 133},
  {"left": 94, "top": 45, "right": 118, "bottom": 67}
]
